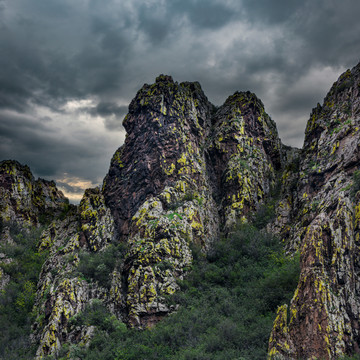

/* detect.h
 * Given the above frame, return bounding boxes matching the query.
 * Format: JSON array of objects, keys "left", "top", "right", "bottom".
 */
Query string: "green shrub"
[
  {"left": 74, "top": 242, "right": 128, "bottom": 288},
  {"left": 252, "top": 202, "right": 276, "bottom": 229},
  {"left": 340, "top": 355, "right": 360, "bottom": 360},
  {"left": 0, "top": 225, "right": 48, "bottom": 359},
  {"left": 66, "top": 223, "right": 299, "bottom": 360}
]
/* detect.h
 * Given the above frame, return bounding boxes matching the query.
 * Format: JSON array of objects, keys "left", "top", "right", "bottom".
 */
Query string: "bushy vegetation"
[
  {"left": 57, "top": 223, "right": 300, "bottom": 360},
  {"left": 0, "top": 223, "right": 48, "bottom": 359},
  {"left": 252, "top": 202, "right": 276, "bottom": 229},
  {"left": 341, "top": 355, "right": 360, "bottom": 360},
  {"left": 73, "top": 242, "right": 128, "bottom": 289},
  {"left": 0, "top": 216, "right": 301, "bottom": 360}
]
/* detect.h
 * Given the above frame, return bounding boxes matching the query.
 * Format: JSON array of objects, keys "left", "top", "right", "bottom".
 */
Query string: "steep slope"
[
  {"left": 209, "top": 91, "right": 282, "bottom": 229},
  {"left": 103, "top": 75, "right": 220, "bottom": 328},
  {"left": 102, "top": 76, "right": 284, "bottom": 329},
  {"left": 32, "top": 188, "right": 115, "bottom": 358},
  {"left": 269, "top": 63, "right": 360, "bottom": 359},
  {"left": 24, "top": 74, "right": 285, "bottom": 358},
  {"left": 4, "top": 64, "right": 360, "bottom": 358}
]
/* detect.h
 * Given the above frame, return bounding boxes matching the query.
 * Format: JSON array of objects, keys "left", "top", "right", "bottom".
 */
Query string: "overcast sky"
[{"left": 1, "top": 0, "right": 359, "bottom": 202}]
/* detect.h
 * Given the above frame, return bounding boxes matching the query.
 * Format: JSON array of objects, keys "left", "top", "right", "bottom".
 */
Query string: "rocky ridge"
[
  {"left": 102, "top": 75, "right": 284, "bottom": 330},
  {"left": 268, "top": 63, "right": 360, "bottom": 358},
  {"left": 1, "top": 63, "right": 360, "bottom": 359},
  {"left": 30, "top": 74, "right": 284, "bottom": 357},
  {"left": 0, "top": 160, "right": 68, "bottom": 292}
]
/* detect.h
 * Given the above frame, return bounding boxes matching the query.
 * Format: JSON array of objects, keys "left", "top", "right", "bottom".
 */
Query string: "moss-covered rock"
[{"left": 102, "top": 75, "right": 222, "bottom": 328}]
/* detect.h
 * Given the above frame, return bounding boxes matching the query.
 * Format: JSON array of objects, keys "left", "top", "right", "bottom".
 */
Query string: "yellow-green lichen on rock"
[
  {"left": 125, "top": 179, "right": 219, "bottom": 328},
  {"left": 5, "top": 67, "right": 359, "bottom": 358},
  {"left": 209, "top": 90, "right": 283, "bottom": 229},
  {"left": 268, "top": 304, "right": 294, "bottom": 359},
  {"left": 35, "top": 279, "right": 107, "bottom": 358},
  {"left": 79, "top": 187, "right": 115, "bottom": 251},
  {"left": 0, "top": 160, "right": 68, "bottom": 229},
  {"left": 32, "top": 187, "right": 117, "bottom": 358},
  {"left": 268, "top": 62, "right": 360, "bottom": 359}
]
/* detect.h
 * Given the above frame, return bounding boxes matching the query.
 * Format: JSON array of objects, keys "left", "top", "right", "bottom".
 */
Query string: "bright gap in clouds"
[{"left": 56, "top": 174, "right": 98, "bottom": 203}]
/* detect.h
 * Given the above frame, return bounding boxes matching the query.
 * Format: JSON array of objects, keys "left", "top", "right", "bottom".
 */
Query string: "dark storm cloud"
[
  {"left": 241, "top": 0, "right": 301, "bottom": 24},
  {"left": 0, "top": 110, "right": 123, "bottom": 184},
  {"left": 0, "top": 0, "right": 133, "bottom": 113},
  {"left": 1, "top": 0, "right": 358, "bottom": 115},
  {"left": 89, "top": 102, "right": 128, "bottom": 118},
  {"left": 88, "top": 102, "right": 128, "bottom": 130},
  {"left": 243, "top": 0, "right": 360, "bottom": 71},
  {"left": 1, "top": 0, "right": 360, "bottom": 198},
  {"left": 169, "top": 0, "right": 236, "bottom": 30},
  {"left": 136, "top": 5, "right": 172, "bottom": 45},
  {"left": 135, "top": 0, "right": 236, "bottom": 45}
]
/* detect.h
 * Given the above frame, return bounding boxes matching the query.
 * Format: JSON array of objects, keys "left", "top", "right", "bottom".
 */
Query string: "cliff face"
[
  {"left": 22, "top": 74, "right": 284, "bottom": 357},
  {"left": 209, "top": 91, "right": 282, "bottom": 229},
  {"left": 268, "top": 63, "right": 360, "bottom": 359},
  {"left": 103, "top": 75, "right": 220, "bottom": 329},
  {"left": 32, "top": 188, "right": 115, "bottom": 357},
  {"left": 102, "top": 75, "right": 281, "bottom": 329},
  {"left": 1, "top": 63, "right": 360, "bottom": 359}
]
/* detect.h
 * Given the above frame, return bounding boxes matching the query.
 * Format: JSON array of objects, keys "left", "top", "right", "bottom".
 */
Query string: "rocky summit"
[{"left": 1, "top": 63, "right": 360, "bottom": 359}]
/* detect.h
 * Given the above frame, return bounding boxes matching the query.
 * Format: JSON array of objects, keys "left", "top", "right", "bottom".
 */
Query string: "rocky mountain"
[
  {"left": 1, "top": 63, "right": 360, "bottom": 359},
  {"left": 268, "top": 63, "right": 360, "bottom": 359}
]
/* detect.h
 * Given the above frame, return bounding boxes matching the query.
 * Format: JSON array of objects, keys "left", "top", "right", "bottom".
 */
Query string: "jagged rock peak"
[
  {"left": 0, "top": 159, "right": 34, "bottom": 180},
  {"left": 268, "top": 62, "right": 360, "bottom": 359},
  {"left": 103, "top": 75, "right": 220, "bottom": 328},
  {"left": 305, "top": 61, "right": 360, "bottom": 147},
  {"left": 123, "top": 74, "right": 212, "bottom": 136},
  {"left": 0, "top": 75, "right": 288, "bottom": 357},
  {"left": 215, "top": 90, "right": 280, "bottom": 153},
  {"left": 104, "top": 75, "right": 215, "bottom": 238},
  {"left": 32, "top": 186, "right": 115, "bottom": 358},
  {"left": 155, "top": 74, "right": 174, "bottom": 83},
  {"left": 208, "top": 89, "right": 283, "bottom": 227}
]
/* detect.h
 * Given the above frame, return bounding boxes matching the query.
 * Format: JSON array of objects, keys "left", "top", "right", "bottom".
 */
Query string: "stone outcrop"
[
  {"left": 103, "top": 75, "right": 220, "bottom": 328},
  {"left": 0, "top": 160, "right": 68, "bottom": 228},
  {"left": 0, "top": 160, "right": 68, "bottom": 291},
  {"left": 268, "top": 63, "right": 360, "bottom": 359},
  {"left": 24, "top": 74, "right": 286, "bottom": 357},
  {"left": 3, "top": 62, "right": 360, "bottom": 359},
  {"left": 32, "top": 188, "right": 115, "bottom": 358},
  {"left": 209, "top": 91, "right": 282, "bottom": 229},
  {"left": 102, "top": 76, "right": 284, "bottom": 329}
]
